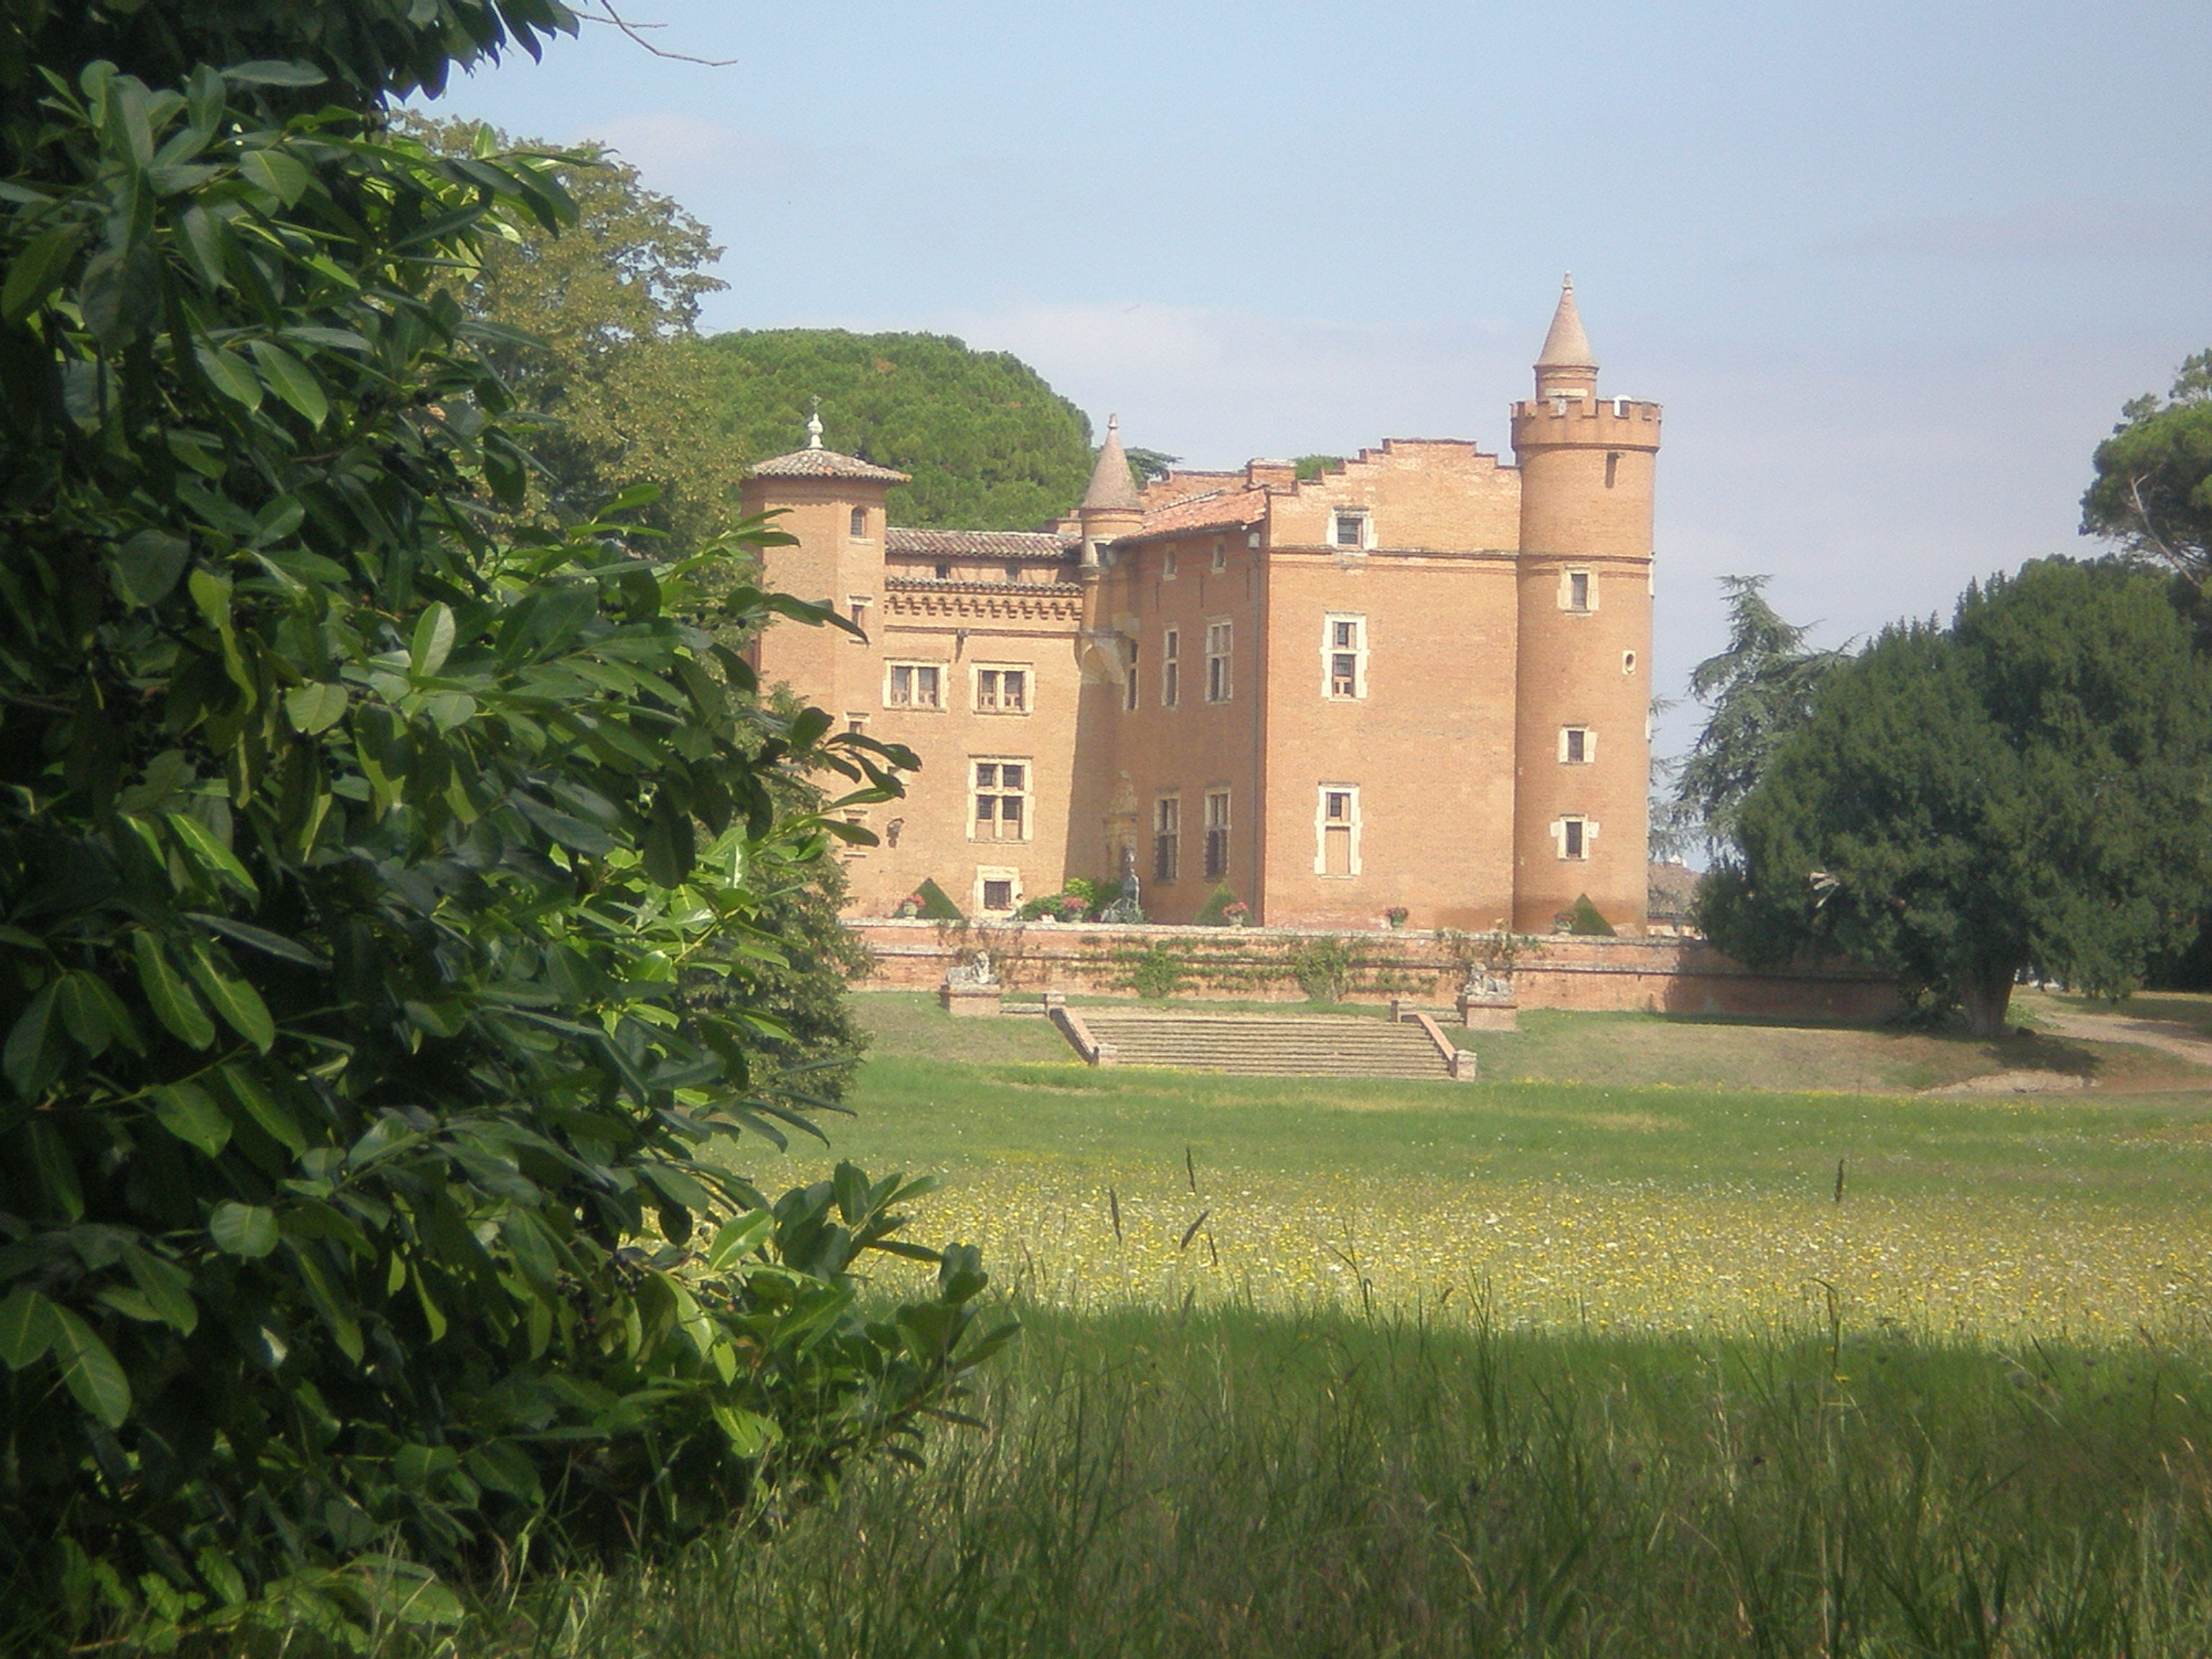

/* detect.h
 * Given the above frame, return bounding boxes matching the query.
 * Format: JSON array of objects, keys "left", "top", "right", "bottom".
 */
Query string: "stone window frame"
[
  {"left": 975, "top": 866, "right": 1020, "bottom": 915},
  {"left": 1153, "top": 793, "right": 1182, "bottom": 884},
  {"left": 1204, "top": 618, "right": 1233, "bottom": 704},
  {"left": 1554, "top": 815, "right": 1597, "bottom": 860},
  {"left": 1560, "top": 567, "right": 1597, "bottom": 613},
  {"left": 1163, "top": 547, "right": 1178, "bottom": 580},
  {"left": 1314, "top": 783, "right": 1363, "bottom": 878},
  {"left": 972, "top": 661, "right": 1033, "bottom": 716},
  {"left": 1161, "top": 627, "right": 1180, "bottom": 708},
  {"left": 847, "top": 593, "right": 872, "bottom": 644},
  {"left": 1322, "top": 611, "right": 1368, "bottom": 701},
  {"left": 971, "top": 757, "right": 1032, "bottom": 843},
  {"left": 1331, "top": 508, "right": 1373, "bottom": 553},
  {"left": 1210, "top": 537, "right": 1228, "bottom": 573},
  {"left": 884, "top": 660, "right": 946, "bottom": 710},
  {"left": 1203, "top": 788, "right": 1231, "bottom": 881},
  {"left": 848, "top": 506, "right": 871, "bottom": 540},
  {"left": 1558, "top": 724, "right": 1596, "bottom": 765}
]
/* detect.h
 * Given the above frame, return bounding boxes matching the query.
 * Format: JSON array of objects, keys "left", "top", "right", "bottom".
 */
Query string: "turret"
[
  {"left": 739, "top": 408, "right": 910, "bottom": 711},
  {"left": 1076, "top": 415, "right": 1146, "bottom": 567},
  {"left": 1509, "top": 278, "right": 1663, "bottom": 935}
]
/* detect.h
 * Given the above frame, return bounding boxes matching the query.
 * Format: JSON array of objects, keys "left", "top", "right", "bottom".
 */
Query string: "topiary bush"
[
  {"left": 913, "top": 878, "right": 965, "bottom": 920},
  {"left": 1565, "top": 894, "right": 1618, "bottom": 936}
]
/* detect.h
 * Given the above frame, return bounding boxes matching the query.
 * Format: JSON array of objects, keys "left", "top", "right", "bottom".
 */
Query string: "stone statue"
[
  {"left": 945, "top": 949, "right": 997, "bottom": 988},
  {"left": 1100, "top": 842, "right": 1144, "bottom": 924}
]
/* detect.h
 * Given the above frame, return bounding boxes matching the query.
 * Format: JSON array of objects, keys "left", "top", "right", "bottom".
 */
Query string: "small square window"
[
  {"left": 1210, "top": 540, "right": 1227, "bottom": 572},
  {"left": 848, "top": 595, "right": 871, "bottom": 641},
  {"left": 886, "top": 662, "right": 943, "bottom": 709},
  {"left": 935, "top": 562, "right": 952, "bottom": 580},
  {"left": 977, "top": 666, "right": 1030, "bottom": 713},
  {"left": 982, "top": 878, "right": 1014, "bottom": 912},
  {"left": 1334, "top": 512, "right": 1367, "bottom": 549}
]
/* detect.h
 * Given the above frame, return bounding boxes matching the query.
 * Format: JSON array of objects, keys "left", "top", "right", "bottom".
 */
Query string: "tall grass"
[{"left": 430, "top": 1299, "right": 2212, "bottom": 1658}]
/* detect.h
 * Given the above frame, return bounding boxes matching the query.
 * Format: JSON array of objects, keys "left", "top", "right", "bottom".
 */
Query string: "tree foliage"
[
  {"left": 2082, "top": 350, "right": 2212, "bottom": 580},
  {"left": 709, "top": 328, "right": 1097, "bottom": 529},
  {"left": 1699, "top": 559, "right": 2212, "bottom": 1035},
  {"left": 405, "top": 113, "right": 751, "bottom": 557},
  {"left": 1665, "top": 575, "right": 1842, "bottom": 858},
  {"left": 0, "top": 14, "right": 1007, "bottom": 1652}
]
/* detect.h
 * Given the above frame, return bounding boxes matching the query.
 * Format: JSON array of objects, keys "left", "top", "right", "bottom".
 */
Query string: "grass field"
[
  {"left": 737, "top": 994, "right": 2212, "bottom": 1339},
  {"left": 422, "top": 996, "right": 2212, "bottom": 1658}
]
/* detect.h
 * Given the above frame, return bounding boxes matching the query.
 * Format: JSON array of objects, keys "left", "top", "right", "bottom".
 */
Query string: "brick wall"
[{"left": 846, "top": 920, "right": 1899, "bottom": 1023}]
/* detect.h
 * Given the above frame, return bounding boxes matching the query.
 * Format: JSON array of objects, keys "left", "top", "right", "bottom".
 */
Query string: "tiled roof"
[
  {"left": 1141, "top": 470, "right": 1243, "bottom": 508},
  {"left": 887, "top": 527, "right": 1075, "bottom": 560},
  {"left": 749, "top": 447, "right": 912, "bottom": 483},
  {"left": 1123, "top": 487, "right": 1269, "bottom": 539}
]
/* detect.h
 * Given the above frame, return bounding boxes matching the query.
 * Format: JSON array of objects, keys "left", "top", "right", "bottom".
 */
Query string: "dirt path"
[{"left": 2026, "top": 1001, "right": 2212, "bottom": 1071}]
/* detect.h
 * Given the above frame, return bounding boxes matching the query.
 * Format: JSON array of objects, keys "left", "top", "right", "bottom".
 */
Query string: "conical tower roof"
[
  {"left": 1535, "top": 274, "right": 1596, "bottom": 369},
  {"left": 1082, "top": 415, "right": 1143, "bottom": 512}
]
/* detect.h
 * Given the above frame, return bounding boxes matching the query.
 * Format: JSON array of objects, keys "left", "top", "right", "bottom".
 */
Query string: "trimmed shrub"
[{"left": 914, "top": 878, "right": 966, "bottom": 920}]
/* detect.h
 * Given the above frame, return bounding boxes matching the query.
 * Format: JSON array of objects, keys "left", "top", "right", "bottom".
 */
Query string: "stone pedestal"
[
  {"left": 1458, "top": 994, "right": 1519, "bottom": 1031},
  {"left": 940, "top": 985, "right": 1004, "bottom": 1017}
]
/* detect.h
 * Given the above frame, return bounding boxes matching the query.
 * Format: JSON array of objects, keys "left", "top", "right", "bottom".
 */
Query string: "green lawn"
[{"left": 431, "top": 996, "right": 2212, "bottom": 1658}]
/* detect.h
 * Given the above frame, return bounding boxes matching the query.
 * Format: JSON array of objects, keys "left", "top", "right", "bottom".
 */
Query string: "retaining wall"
[{"left": 846, "top": 920, "right": 1899, "bottom": 1024}]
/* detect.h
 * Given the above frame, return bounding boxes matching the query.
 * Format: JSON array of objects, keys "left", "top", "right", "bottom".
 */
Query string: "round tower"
[{"left": 1509, "top": 276, "right": 1663, "bottom": 935}]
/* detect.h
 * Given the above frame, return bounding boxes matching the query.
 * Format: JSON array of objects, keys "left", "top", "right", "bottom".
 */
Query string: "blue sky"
[{"left": 426, "top": 0, "right": 2212, "bottom": 747}]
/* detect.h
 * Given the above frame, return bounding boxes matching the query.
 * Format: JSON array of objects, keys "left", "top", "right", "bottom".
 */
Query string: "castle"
[{"left": 743, "top": 279, "right": 1660, "bottom": 934}]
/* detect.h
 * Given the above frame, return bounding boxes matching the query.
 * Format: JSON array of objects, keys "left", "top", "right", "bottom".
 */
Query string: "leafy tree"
[
  {"left": 1667, "top": 575, "right": 1843, "bottom": 858},
  {"left": 405, "top": 113, "right": 751, "bottom": 557},
  {"left": 709, "top": 328, "right": 1097, "bottom": 529},
  {"left": 1124, "top": 446, "right": 1180, "bottom": 488},
  {"left": 2082, "top": 350, "right": 2212, "bottom": 580},
  {"left": 1700, "top": 559, "right": 2212, "bottom": 1036},
  {"left": 0, "top": 12, "right": 1007, "bottom": 1652},
  {"left": 1293, "top": 454, "right": 1345, "bottom": 480}
]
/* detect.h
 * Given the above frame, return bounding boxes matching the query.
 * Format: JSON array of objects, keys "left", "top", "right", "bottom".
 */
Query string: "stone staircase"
[{"left": 1058, "top": 1009, "right": 1467, "bottom": 1080}]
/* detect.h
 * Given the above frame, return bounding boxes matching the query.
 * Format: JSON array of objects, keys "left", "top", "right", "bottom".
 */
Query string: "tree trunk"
[{"left": 1960, "top": 969, "right": 2015, "bottom": 1040}]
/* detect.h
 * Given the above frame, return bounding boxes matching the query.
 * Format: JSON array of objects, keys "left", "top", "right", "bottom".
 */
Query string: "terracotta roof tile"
[
  {"left": 1124, "top": 487, "right": 1269, "bottom": 540},
  {"left": 749, "top": 448, "right": 911, "bottom": 483},
  {"left": 887, "top": 527, "right": 1074, "bottom": 560}
]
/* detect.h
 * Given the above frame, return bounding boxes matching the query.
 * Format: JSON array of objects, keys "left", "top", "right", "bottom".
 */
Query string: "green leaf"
[
  {"left": 152, "top": 1082, "right": 232, "bottom": 1156},
  {"left": 166, "top": 810, "right": 258, "bottom": 899},
  {"left": 48, "top": 1306, "right": 131, "bottom": 1428},
  {"left": 113, "top": 529, "right": 191, "bottom": 606},
  {"left": 26, "top": 1120, "right": 82, "bottom": 1220},
  {"left": 706, "top": 1209, "right": 774, "bottom": 1270},
  {"left": 54, "top": 971, "right": 114, "bottom": 1058},
  {"left": 209, "top": 1201, "right": 279, "bottom": 1259},
  {"left": 194, "top": 345, "right": 261, "bottom": 410},
  {"left": 134, "top": 931, "right": 216, "bottom": 1050},
  {"left": 188, "top": 913, "right": 327, "bottom": 969},
  {"left": 187, "top": 565, "right": 232, "bottom": 634},
  {"left": 222, "top": 60, "right": 328, "bottom": 87},
  {"left": 711, "top": 1406, "right": 781, "bottom": 1458},
  {"left": 238, "top": 148, "right": 313, "bottom": 207},
  {"left": 183, "top": 938, "right": 276, "bottom": 1052},
  {"left": 410, "top": 603, "right": 456, "bottom": 678},
  {"left": 218, "top": 1064, "right": 305, "bottom": 1155},
  {"left": 247, "top": 339, "right": 326, "bottom": 425},
  {"left": 122, "top": 1248, "right": 198, "bottom": 1335},
  {"left": 1, "top": 223, "right": 85, "bottom": 323},
  {"left": 0, "top": 1287, "right": 58, "bottom": 1369},
  {"left": 284, "top": 682, "right": 349, "bottom": 734},
  {"left": 4, "top": 982, "right": 64, "bottom": 1100}
]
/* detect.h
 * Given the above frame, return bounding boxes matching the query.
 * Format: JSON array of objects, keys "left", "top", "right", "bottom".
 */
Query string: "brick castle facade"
[{"left": 744, "top": 279, "right": 1660, "bottom": 933}]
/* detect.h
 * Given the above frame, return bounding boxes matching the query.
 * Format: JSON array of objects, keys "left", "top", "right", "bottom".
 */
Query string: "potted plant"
[
  {"left": 1223, "top": 900, "right": 1251, "bottom": 927},
  {"left": 1384, "top": 905, "right": 1410, "bottom": 929}
]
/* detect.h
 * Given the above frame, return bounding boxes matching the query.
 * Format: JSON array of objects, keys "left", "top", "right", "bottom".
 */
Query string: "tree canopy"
[
  {"left": 1699, "top": 559, "right": 2212, "bottom": 1035},
  {"left": 1664, "top": 575, "right": 1843, "bottom": 858},
  {"left": 0, "top": 9, "right": 1005, "bottom": 1650},
  {"left": 2082, "top": 349, "right": 2212, "bottom": 580},
  {"left": 707, "top": 328, "right": 1098, "bottom": 529}
]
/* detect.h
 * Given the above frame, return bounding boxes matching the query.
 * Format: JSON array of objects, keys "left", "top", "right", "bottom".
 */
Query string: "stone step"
[{"left": 1062, "top": 1011, "right": 1457, "bottom": 1079}]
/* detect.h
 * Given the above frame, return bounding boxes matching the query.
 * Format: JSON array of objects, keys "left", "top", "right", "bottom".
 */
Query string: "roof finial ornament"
[{"left": 805, "top": 395, "right": 823, "bottom": 450}]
